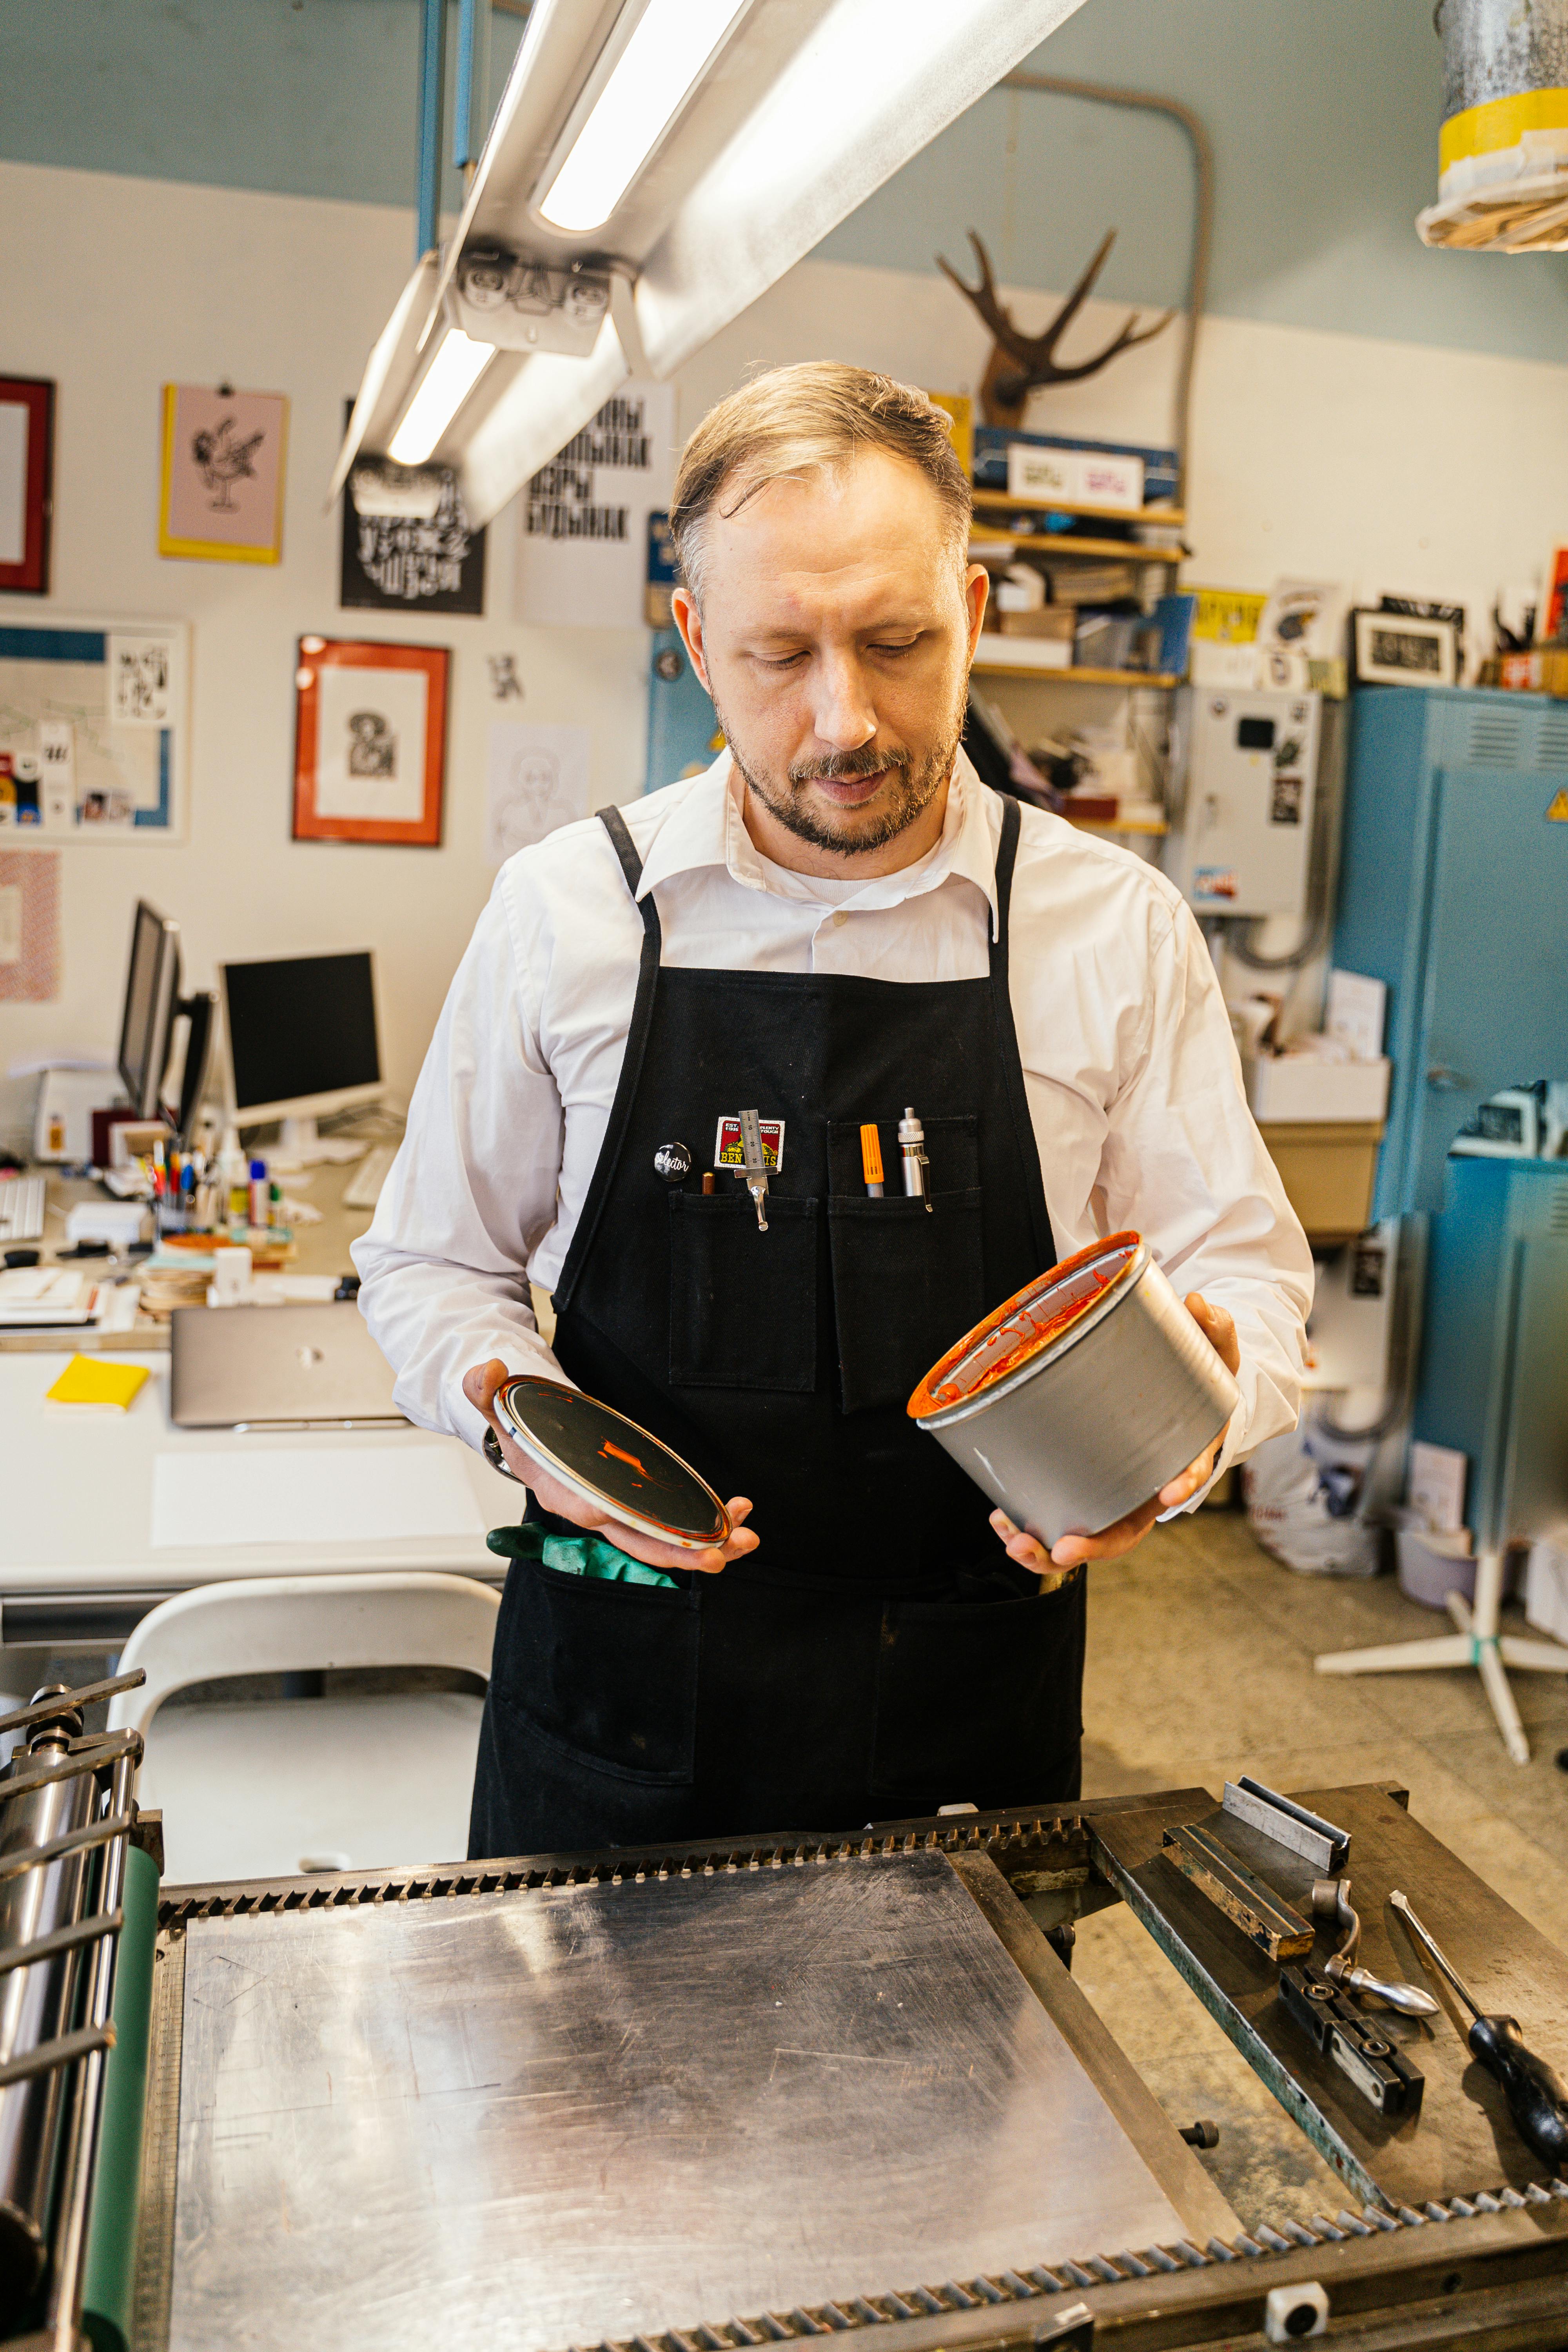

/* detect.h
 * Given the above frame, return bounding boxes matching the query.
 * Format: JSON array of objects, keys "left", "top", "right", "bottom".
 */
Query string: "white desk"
[{"left": 0, "top": 1349, "right": 507, "bottom": 1646}]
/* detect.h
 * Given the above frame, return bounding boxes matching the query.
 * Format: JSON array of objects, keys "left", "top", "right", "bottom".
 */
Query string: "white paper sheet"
[
  {"left": 151, "top": 1443, "right": 486, "bottom": 1549},
  {"left": 485, "top": 721, "right": 590, "bottom": 864}
]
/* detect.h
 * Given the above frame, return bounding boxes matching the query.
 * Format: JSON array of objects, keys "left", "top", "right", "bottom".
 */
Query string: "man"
[{"left": 355, "top": 363, "right": 1311, "bottom": 1859}]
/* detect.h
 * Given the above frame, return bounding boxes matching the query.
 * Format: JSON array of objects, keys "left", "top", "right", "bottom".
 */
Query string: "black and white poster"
[
  {"left": 339, "top": 405, "right": 487, "bottom": 616},
  {"left": 515, "top": 381, "right": 675, "bottom": 630}
]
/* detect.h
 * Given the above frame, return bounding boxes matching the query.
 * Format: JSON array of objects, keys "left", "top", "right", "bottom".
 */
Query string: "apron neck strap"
[
  {"left": 597, "top": 804, "right": 662, "bottom": 953},
  {"left": 986, "top": 792, "right": 1053, "bottom": 1268},
  {"left": 990, "top": 790, "right": 1022, "bottom": 968}
]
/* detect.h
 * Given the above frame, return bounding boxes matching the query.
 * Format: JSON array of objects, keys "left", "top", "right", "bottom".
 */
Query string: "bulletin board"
[{"left": 0, "top": 616, "right": 189, "bottom": 842}]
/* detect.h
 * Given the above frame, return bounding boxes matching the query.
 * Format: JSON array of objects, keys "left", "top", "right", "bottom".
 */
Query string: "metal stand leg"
[{"left": 1314, "top": 1546, "right": 1568, "bottom": 1767}]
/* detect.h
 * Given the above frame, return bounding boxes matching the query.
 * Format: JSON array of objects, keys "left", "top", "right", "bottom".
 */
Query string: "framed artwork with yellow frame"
[{"left": 158, "top": 383, "right": 288, "bottom": 564}]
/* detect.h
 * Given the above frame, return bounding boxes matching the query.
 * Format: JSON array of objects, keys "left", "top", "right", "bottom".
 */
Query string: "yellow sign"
[
  {"left": 1548, "top": 788, "right": 1568, "bottom": 823},
  {"left": 1190, "top": 588, "right": 1267, "bottom": 644},
  {"left": 926, "top": 392, "right": 974, "bottom": 483}
]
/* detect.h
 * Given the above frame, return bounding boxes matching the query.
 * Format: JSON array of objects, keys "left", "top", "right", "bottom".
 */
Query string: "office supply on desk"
[
  {"left": 220, "top": 947, "right": 382, "bottom": 1167},
  {"left": 0, "top": 1267, "right": 99, "bottom": 1327},
  {"left": 65, "top": 1200, "right": 147, "bottom": 1250},
  {"left": 149, "top": 1443, "right": 486, "bottom": 1548},
  {"left": 341, "top": 1143, "right": 396, "bottom": 1210},
  {"left": 45, "top": 1355, "right": 152, "bottom": 1410},
  {"left": 169, "top": 1299, "right": 402, "bottom": 1427},
  {"left": 0, "top": 1176, "right": 46, "bottom": 1245}
]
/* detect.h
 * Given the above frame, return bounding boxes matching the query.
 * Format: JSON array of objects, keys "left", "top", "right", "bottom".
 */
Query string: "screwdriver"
[{"left": 1390, "top": 1889, "right": 1568, "bottom": 2168}]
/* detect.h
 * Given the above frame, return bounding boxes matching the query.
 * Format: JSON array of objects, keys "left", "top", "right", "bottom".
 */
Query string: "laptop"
[{"left": 170, "top": 1302, "right": 405, "bottom": 1429}]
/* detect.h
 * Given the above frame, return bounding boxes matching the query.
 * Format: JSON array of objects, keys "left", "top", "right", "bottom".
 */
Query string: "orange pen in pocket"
[{"left": 860, "top": 1123, "right": 885, "bottom": 1198}]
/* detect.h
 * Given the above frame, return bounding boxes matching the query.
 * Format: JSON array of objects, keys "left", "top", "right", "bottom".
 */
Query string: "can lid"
[
  {"left": 907, "top": 1232, "right": 1144, "bottom": 1421},
  {"left": 494, "top": 1376, "right": 732, "bottom": 1551}
]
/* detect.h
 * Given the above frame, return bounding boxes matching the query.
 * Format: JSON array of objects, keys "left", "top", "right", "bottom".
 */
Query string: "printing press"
[{"left": 4, "top": 1682, "right": 1568, "bottom": 2351}]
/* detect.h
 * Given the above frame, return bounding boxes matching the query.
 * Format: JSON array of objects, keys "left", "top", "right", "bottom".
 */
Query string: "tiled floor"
[{"left": 1070, "top": 1506, "right": 1568, "bottom": 2230}]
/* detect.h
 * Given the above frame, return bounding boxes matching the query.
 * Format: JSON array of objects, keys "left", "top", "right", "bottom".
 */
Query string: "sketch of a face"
[{"left": 347, "top": 711, "right": 397, "bottom": 778}]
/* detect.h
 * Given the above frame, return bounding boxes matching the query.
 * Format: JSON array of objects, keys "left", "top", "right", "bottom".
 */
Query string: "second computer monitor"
[{"left": 220, "top": 949, "right": 382, "bottom": 1128}]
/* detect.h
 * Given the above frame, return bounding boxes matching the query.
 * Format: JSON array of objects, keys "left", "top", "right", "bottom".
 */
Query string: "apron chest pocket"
[
  {"left": 668, "top": 1189, "right": 819, "bottom": 1391},
  {"left": 828, "top": 1114, "right": 985, "bottom": 1415}
]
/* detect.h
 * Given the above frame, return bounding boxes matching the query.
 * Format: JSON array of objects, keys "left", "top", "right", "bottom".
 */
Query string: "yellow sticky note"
[{"left": 45, "top": 1356, "right": 152, "bottom": 1410}]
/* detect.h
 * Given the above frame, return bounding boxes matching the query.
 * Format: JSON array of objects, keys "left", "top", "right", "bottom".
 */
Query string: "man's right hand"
[{"left": 462, "top": 1359, "right": 759, "bottom": 1577}]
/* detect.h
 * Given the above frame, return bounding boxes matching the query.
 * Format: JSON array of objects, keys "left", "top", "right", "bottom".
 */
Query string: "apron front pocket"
[
  {"left": 829, "top": 1189, "right": 985, "bottom": 1414},
  {"left": 869, "top": 1575, "right": 1085, "bottom": 1811},
  {"left": 668, "top": 1189, "right": 819, "bottom": 1391},
  {"left": 494, "top": 1553, "right": 701, "bottom": 1782}
]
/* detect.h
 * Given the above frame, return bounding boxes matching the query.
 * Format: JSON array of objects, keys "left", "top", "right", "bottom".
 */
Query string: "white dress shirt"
[{"left": 355, "top": 752, "right": 1312, "bottom": 1494}]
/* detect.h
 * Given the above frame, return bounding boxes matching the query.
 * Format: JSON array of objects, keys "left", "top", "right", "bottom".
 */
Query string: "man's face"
[{"left": 672, "top": 451, "right": 986, "bottom": 859}]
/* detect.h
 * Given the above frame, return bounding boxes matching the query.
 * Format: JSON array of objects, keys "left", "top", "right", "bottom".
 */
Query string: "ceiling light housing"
[{"left": 332, "top": 0, "right": 1094, "bottom": 525}]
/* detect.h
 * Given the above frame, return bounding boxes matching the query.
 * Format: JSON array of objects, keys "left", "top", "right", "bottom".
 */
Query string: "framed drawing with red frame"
[
  {"left": 0, "top": 377, "right": 55, "bottom": 595},
  {"left": 292, "top": 636, "right": 448, "bottom": 845}
]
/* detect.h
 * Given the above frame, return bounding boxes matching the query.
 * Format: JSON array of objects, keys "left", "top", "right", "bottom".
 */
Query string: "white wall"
[{"left": 4, "top": 157, "right": 1567, "bottom": 1138}]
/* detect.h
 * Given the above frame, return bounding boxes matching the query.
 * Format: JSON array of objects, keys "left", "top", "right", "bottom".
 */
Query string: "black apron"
[{"left": 468, "top": 791, "right": 1087, "bottom": 1857}]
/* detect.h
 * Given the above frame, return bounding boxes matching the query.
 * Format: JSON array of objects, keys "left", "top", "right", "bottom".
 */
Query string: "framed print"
[
  {"left": 0, "top": 616, "right": 188, "bottom": 840},
  {"left": 1351, "top": 607, "right": 1457, "bottom": 688},
  {"left": 0, "top": 377, "right": 54, "bottom": 595},
  {"left": 159, "top": 383, "right": 287, "bottom": 563},
  {"left": 292, "top": 636, "right": 448, "bottom": 846}
]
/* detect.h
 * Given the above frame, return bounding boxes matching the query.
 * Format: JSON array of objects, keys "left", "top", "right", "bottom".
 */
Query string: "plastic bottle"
[{"left": 249, "top": 1158, "right": 269, "bottom": 1229}]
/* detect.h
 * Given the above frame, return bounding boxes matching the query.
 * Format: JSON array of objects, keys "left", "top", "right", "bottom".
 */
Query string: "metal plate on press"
[{"left": 169, "top": 1848, "right": 1192, "bottom": 2351}]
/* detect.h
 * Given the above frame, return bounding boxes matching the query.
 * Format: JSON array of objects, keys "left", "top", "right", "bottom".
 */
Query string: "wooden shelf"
[
  {"left": 971, "top": 530, "right": 1185, "bottom": 565},
  {"left": 973, "top": 658, "right": 1181, "bottom": 689},
  {"left": 1063, "top": 813, "right": 1169, "bottom": 836},
  {"left": 972, "top": 490, "right": 1185, "bottom": 528}
]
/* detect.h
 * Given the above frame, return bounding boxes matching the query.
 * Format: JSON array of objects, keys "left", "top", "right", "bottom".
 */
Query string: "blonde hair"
[{"left": 669, "top": 363, "right": 972, "bottom": 602}]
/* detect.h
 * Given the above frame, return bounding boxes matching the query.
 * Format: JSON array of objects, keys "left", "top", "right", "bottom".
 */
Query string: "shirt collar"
[{"left": 637, "top": 745, "right": 1002, "bottom": 937}]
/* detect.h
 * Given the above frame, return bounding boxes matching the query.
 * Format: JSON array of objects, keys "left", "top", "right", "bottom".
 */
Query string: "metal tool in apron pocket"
[
  {"left": 491, "top": 1376, "right": 732, "bottom": 1552},
  {"left": 907, "top": 1231, "right": 1238, "bottom": 1549}
]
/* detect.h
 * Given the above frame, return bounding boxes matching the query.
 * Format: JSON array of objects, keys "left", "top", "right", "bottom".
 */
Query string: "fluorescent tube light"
[
  {"left": 388, "top": 329, "right": 495, "bottom": 465},
  {"left": 538, "top": 0, "right": 749, "bottom": 233}
]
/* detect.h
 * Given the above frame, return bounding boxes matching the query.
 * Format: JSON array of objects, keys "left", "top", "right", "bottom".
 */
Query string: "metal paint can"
[{"left": 907, "top": 1232, "right": 1239, "bottom": 1547}]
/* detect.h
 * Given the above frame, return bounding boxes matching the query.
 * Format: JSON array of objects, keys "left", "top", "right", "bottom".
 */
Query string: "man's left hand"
[{"left": 989, "top": 1292, "right": 1241, "bottom": 1577}]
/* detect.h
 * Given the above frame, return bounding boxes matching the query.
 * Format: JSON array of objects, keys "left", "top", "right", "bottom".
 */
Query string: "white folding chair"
[{"left": 106, "top": 1573, "right": 501, "bottom": 1886}]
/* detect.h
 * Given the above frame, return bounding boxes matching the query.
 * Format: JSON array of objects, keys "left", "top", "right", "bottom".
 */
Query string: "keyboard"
[
  {"left": 0, "top": 1176, "right": 47, "bottom": 1245},
  {"left": 341, "top": 1145, "right": 397, "bottom": 1212}
]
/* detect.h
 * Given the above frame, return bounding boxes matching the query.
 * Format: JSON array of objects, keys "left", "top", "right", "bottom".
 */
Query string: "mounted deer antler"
[{"left": 936, "top": 229, "right": 1176, "bottom": 429}]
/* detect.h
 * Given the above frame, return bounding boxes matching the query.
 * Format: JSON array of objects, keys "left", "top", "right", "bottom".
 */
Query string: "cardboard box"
[
  {"left": 1246, "top": 1053, "right": 1390, "bottom": 1123},
  {"left": 995, "top": 608, "right": 1075, "bottom": 641},
  {"left": 1257, "top": 1118, "right": 1385, "bottom": 1240},
  {"left": 1500, "top": 649, "right": 1568, "bottom": 696},
  {"left": 1006, "top": 443, "right": 1144, "bottom": 512}
]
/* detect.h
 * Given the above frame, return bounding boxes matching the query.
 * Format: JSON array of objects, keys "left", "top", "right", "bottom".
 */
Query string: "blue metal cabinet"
[
  {"left": 1412, "top": 1157, "right": 1568, "bottom": 1549},
  {"left": 1332, "top": 687, "right": 1568, "bottom": 1217}
]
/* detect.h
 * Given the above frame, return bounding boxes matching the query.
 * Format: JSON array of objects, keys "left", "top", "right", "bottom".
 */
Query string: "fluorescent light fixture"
[
  {"left": 538, "top": 0, "right": 749, "bottom": 234},
  {"left": 388, "top": 329, "right": 495, "bottom": 465}
]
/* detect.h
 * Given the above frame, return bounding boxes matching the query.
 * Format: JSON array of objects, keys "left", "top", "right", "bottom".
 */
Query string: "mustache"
[{"left": 787, "top": 746, "right": 910, "bottom": 787}]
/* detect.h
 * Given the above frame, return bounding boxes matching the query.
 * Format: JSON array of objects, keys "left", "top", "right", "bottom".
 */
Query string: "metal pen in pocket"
[
  {"left": 859, "top": 1123, "right": 884, "bottom": 1198},
  {"left": 898, "top": 1107, "right": 932, "bottom": 1211}
]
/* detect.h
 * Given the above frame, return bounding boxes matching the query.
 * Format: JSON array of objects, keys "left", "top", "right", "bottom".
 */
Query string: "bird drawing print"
[{"left": 190, "top": 414, "right": 267, "bottom": 511}]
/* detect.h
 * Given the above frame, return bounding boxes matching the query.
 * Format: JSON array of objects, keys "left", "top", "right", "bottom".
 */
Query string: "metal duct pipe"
[
  {"left": 1419, "top": 0, "right": 1568, "bottom": 250},
  {"left": 0, "top": 1694, "right": 96, "bottom": 2319}
]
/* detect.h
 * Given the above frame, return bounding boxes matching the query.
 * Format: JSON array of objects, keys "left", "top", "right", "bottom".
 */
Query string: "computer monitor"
[
  {"left": 219, "top": 949, "right": 382, "bottom": 1158},
  {"left": 116, "top": 900, "right": 220, "bottom": 1146},
  {"left": 118, "top": 902, "right": 180, "bottom": 1118}
]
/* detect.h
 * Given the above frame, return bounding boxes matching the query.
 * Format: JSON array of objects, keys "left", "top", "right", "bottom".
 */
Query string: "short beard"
[{"left": 719, "top": 706, "right": 964, "bottom": 858}]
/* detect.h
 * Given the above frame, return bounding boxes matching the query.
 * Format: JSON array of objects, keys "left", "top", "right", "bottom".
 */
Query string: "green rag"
[{"left": 487, "top": 1521, "right": 677, "bottom": 1589}]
